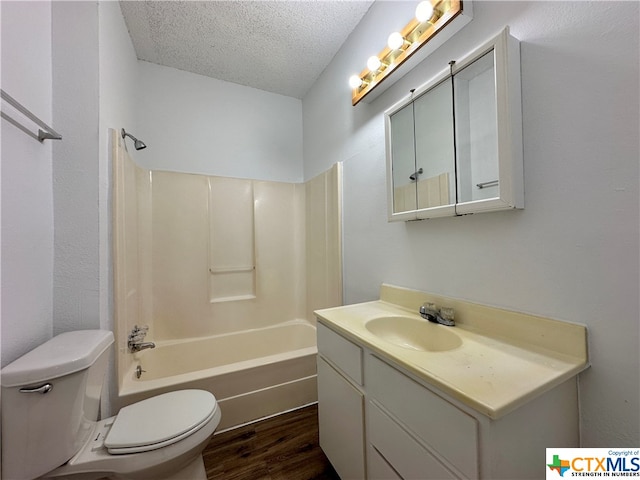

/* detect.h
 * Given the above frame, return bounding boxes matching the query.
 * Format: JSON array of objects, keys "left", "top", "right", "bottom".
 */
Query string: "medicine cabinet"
[{"left": 385, "top": 27, "right": 523, "bottom": 222}]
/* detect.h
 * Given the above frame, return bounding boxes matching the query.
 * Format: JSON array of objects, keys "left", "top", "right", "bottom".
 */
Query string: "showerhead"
[{"left": 121, "top": 128, "right": 147, "bottom": 151}]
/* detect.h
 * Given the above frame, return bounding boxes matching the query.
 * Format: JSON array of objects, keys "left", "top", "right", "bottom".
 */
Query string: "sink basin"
[{"left": 365, "top": 316, "right": 462, "bottom": 352}]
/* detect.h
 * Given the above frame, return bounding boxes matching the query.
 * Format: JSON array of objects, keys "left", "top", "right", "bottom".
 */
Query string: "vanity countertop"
[{"left": 314, "top": 284, "right": 589, "bottom": 419}]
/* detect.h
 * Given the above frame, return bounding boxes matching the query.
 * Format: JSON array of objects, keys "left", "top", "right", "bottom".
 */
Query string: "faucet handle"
[
  {"left": 419, "top": 302, "right": 439, "bottom": 321},
  {"left": 440, "top": 307, "right": 455, "bottom": 322},
  {"left": 420, "top": 302, "right": 438, "bottom": 313},
  {"left": 128, "top": 325, "right": 149, "bottom": 343},
  {"left": 424, "top": 302, "right": 438, "bottom": 311}
]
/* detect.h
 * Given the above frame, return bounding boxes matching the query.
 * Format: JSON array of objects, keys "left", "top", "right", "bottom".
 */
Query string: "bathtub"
[{"left": 117, "top": 320, "right": 318, "bottom": 431}]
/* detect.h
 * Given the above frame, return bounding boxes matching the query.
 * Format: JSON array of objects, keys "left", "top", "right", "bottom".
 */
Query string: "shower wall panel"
[
  {"left": 113, "top": 130, "right": 147, "bottom": 381},
  {"left": 253, "top": 181, "right": 306, "bottom": 326},
  {"left": 146, "top": 173, "right": 309, "bottom": 340},
  {"left": 114, "top": 142, "right": 341, "bottom": 344},
  {"left": 306, "top": 164, "right": 343, "bottom": 322},
  {"left": 150, "top": 171, "right": 210, "bottom": 339}
]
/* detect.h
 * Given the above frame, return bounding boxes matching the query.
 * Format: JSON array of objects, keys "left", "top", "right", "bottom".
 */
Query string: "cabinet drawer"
[
  {"left": 369, "top": 402, "right": 457, "bottom": 480},
  {"left": 366, "top": 354, "right": 478, "bottom": 479},
  {"left": 368, "top": 443, "right": 403, "bottom": 480},
  {"left": 317, "top": 322, "right": 363, "bottom": 385}
]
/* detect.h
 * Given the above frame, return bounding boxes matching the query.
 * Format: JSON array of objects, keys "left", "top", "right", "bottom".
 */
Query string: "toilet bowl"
[
  {"left": 46, "top": 390, "right": 221, "bottom": 480},
  {"left": 0, "top": 330, "right": 221, "bottom": 480}
]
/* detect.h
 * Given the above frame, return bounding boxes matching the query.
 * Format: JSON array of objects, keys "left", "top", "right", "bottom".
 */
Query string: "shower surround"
[{"left": 112, "top": 130, "right": 342, "bottom": 429}]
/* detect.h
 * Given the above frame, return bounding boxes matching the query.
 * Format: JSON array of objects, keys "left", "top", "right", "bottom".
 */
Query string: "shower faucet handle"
[
  {"left": 128, "top": 325, "right": 149, "bottom": 343},
  {"left": 131, "top": 324, "right": 149, "bottom": 335}
]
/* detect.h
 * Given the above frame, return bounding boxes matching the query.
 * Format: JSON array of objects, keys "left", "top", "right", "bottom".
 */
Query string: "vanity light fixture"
[
  {"left": 349, "top": 75, "right": 366, "bottom": 89},
  {"left": 367, "top": 55, "right": 388, "bottom": 72},
  {"left": 387, "top": 32, "right": 409, "bottom": 51},
  {"left": 349, "top": 0, "right": 463, "bottom": 106},
  {"left": 415, "top": 1, "right": 435, "bottom": 23},
  {"left": 367, "top": 56, "right": 381, "bottom": 71}
]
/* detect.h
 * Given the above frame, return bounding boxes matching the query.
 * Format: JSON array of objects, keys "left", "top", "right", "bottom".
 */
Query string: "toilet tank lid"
[{"left": 1, "top": 330, "right": 114, "bottom": 387}]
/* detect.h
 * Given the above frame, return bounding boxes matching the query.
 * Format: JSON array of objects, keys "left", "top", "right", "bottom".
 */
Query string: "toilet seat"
[{"left": 105, "top": 390, "right": 217, "bottom": 454}]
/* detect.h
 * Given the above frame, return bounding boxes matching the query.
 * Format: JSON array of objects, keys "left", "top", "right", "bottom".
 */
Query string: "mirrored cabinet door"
[
  {"left": 454, "top": 50, "right": 498, "bottom": 204},
  {"left": 453, "top": 27, "right": 524, "bottom": 215},
  {"left": 414, "top": 79, "right": 456, "bottom": 213},
  {"left": 389, "top": 103, "right": 418, "bottom": 216}
]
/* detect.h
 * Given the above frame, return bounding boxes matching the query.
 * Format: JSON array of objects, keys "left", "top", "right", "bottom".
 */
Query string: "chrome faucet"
[
  {"left": 127, "top": 325, "right": 156, "bottom": 352},
  {"left": 419, "top": 303, "right": 455, "bottom": 327}
]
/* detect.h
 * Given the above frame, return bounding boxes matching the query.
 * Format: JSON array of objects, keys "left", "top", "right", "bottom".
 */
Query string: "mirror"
[
  {"left": 414, "top": 79, "right": 455, "bottom": 210},
  {"left": 454, "top": 50, "right": 498, "bottom": 204},
  {"left": 389, "top": 103, "right": 417, "bottom": 213},
  {"left": 385, "top": 27, "right": 523, "bottom": 222}
]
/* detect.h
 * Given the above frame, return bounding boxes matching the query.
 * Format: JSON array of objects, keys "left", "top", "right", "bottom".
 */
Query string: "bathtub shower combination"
[{"left": 112, "top": 129, "right": 342, "bottom": 430}]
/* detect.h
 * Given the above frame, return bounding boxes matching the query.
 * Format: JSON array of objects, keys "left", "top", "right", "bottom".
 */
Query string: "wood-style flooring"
[{"left": 203, "top": 404, "right": 340, "bottom": 480}]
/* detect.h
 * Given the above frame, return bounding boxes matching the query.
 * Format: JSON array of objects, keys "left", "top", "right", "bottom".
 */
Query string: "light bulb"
[
  {"left": 415, "top": 1, "right": 434, "bottom": 22},
  {"left": 367, "top": 56, "right": 382, "bottom": 71},
  {"left": 387, "top": 32, "right": 405, "bottom": 50},
  {"left": 349, "top": 74, "right": 363, "bottom": 89}
]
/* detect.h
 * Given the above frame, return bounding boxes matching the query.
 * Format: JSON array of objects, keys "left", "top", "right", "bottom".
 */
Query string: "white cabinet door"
[{"left": 317, "top": 356, "right": 366, "bottom": 480}]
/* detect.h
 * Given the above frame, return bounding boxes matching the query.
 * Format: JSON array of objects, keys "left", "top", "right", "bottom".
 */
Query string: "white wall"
[
  {"left": 52, "top": 1, "right": 100, "bottom": 335},
  {"left": 98, "top": 0, "right": 139, "bottom": 331},
  {"left": 1, "top": 1, "right": 54, "bottom": 366},
  {"left": 135, "top": 61, "right": 304, "bottom": 183},
  {"left": 303, "top": 1, "right": 639, "bottom": 446},
  {"left": 0, "top": 0, "right": 135, "bottom": 363}
]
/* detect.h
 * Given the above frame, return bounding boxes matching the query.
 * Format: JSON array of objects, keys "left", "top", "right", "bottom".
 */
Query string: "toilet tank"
[{"left": 1, "top": 330, "right": 114, "bottom": 480}]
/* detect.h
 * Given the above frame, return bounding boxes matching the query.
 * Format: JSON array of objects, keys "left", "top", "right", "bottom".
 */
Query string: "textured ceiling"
[{"left": 119, "top": 1, "right": 374, "bottom": 99}]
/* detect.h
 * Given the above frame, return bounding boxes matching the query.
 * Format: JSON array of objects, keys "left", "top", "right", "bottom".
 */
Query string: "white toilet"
[{"left": 1, "top": 330, "right": 221, "bottom": 480}]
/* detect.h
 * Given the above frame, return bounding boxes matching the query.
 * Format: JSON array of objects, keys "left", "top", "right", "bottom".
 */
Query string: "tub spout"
[{"left": 129, "top": 341, "right": 155, "bottom": 353}]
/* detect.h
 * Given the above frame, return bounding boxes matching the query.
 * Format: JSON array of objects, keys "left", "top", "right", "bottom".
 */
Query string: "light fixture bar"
[{"left": 350, "top": 0, "right": 463, "bottom": 106}]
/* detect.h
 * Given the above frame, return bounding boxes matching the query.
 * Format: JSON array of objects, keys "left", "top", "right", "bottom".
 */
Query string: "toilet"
[{"left": 1, "top": 330, "right": 221, "bottom": 480}]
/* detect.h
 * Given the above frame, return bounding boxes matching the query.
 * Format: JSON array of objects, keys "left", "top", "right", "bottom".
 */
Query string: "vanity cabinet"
[
  {"left": 317, "top": 320, "right": 580, "bottom": 479},
  {"left": 385, "top": 27, "right": 523, "bottom": 221}
]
